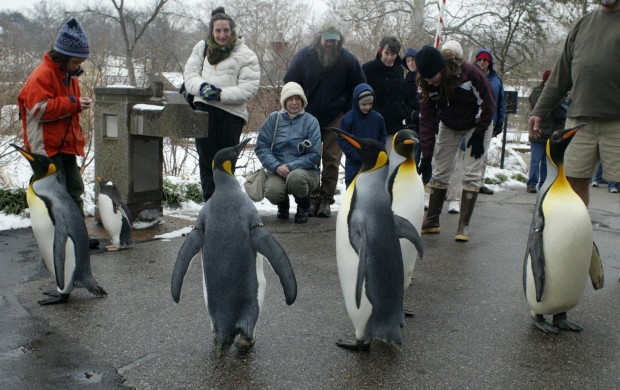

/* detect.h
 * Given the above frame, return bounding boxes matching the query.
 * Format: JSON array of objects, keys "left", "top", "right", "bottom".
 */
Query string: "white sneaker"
[
  {"left": 448, "top": 200, "right": 460, "bottom": 214},
  {"left": 609, "top": 187, "right": 619, "bottom": 193}
]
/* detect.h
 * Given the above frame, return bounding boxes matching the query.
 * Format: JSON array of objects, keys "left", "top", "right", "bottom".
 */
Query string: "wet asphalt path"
[{"left": 1, "top": 188, "right": 619, "bottom": 389}]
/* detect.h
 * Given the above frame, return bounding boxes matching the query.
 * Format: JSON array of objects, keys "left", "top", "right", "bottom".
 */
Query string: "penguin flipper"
[
  {"left": 355, "top": 228, "right": 368, "bottom": 309},
  {"left": 52, "top": 228, "right": 68, "bottom": 290},
  {"left": 171, "top": 225, "right": 203, "bottom": 303},
  {"left": 589, "top": 241, "right": 604, "bottom": 290},
  {"left": 251, "top": 224, "right": 297, "bottom": 305},
  {"left": 524, "top": 208, "right": 545, "bottom": 302},
  {"left": 393, "top": 214, "right": 424, "bottom": 259}
]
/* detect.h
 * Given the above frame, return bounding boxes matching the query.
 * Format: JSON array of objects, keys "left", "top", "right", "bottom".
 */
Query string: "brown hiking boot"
[{"left": 316, "top": 195, "right": 332, "bottom": 218}]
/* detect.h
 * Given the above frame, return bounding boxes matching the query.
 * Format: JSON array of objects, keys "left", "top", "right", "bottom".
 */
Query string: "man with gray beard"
[
  {"left": 284, "top": 22, "right": 366, "bottom": 217},
  {"left": 529, "top": 0, "right": 620, "bottom": 208}
]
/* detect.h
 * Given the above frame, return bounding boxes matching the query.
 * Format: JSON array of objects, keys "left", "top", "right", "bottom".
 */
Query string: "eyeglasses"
[{"left": 476, "top": 58, "right": 489, "bottom": 63}]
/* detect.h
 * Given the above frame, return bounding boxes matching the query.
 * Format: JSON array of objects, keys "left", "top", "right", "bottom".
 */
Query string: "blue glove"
[
  {"left": 467, "top": 131, "right": 485, "bottom": 159},
  {"left": 200, "top": 83, "right": 222, "bottom": 101}
]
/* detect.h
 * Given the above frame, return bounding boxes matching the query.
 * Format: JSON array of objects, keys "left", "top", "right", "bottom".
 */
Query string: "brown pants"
[{"left": 312, "top": 114, "right": 344, "bottom": 200}]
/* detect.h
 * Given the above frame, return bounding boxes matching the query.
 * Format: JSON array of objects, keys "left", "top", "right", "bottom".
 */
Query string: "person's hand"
[
  {"left": 79, "top": 97, "right": 93, "bottom": 110},
  {"left": 276, "top": 164, "right": 290, "bottom": 178},
  {"left": 200, "top": 83, "right": 222, "bottom": 101},
  {"left": 467, "top": 132, "right": 485, "bottom": 159},
  {"left": 528, "top": 115, "right": 542, "bottom": 139},
  {"left": 493, "top": 122, "right": 503, "bottom": 137},
  {"left": 418, "top": 157, "right": 432, "bottom": 184}
]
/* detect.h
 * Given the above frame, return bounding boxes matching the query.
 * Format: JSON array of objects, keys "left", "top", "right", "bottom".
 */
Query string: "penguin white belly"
[
  {"left": 391, "top": 165, "right": 424, "bottom": 289},
  {"left": 200, "top": 254, "right": 215, "bottom": 332},
  {"left": 527, "top": 193, "right": 592, "bottom": 315},
  {"left": 98, "top": 194, "right": 122, "bottom": 246},
  {"left": 255, "top": 254, "right": 266, "bottom": 311},
  {"left": 27, "top": 190, "right": 76, "bottom": 293},
  {"left": 336, "top": 189, "right": 372, "bottom": 340}
]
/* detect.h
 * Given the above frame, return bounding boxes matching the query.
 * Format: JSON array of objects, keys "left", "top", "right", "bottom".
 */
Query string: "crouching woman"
[{"left": 255, "top": 82, "right": 321, "bottom": 223}]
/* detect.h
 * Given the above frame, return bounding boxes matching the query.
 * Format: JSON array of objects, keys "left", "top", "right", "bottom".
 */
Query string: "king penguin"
[
  {"left": 11, "top": 144, "right": 107, "bottom": 305},
  {"left": 171, "top": 138, "right": 297, "bottom": 356},
  {"left": 387, "top": 129, "right": 424, "bottom": 300},
  {"left": 523, "top": 124, "right": 604, "bottom": 334},
  {"left": 96, "top": 176, "right": 134, "bottom": 251},
  {"left": 331, "top": 128, "right": 423, "bottom": 351}
]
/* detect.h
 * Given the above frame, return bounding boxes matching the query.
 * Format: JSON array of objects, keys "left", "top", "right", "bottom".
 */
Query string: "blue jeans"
[{"left": 528, "top": 142, "right": 547, "bottom": 188}]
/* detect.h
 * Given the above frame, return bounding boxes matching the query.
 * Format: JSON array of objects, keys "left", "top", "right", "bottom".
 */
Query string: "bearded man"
[
  {"left": 284, "top": 22, "right": 366, "bottom": 217},
  {"left": 529, "top": 0, "right": 620, "bottom": 207}
]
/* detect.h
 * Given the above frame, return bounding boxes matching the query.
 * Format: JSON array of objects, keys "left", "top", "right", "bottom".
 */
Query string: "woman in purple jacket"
[{"left": 415, "top": 45, "right": 496, "bottom": 243}]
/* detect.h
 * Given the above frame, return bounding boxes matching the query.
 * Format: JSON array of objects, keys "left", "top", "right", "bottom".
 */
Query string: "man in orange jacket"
[{"left": 18, "top": 18, "right": 98, "bottom": 247}]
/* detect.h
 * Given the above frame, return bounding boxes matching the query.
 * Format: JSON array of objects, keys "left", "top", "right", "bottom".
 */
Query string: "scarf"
[{"left": 206, "top": 33, "right": 237, "bottom": 65}]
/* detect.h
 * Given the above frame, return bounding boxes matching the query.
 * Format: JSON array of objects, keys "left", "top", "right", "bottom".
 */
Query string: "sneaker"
[
  {"left": 526, "top": 186, "right": 537, "bottom": 193},
  {"left": 316, "top": 196, "right": 331, "bottom": 218},
  {"left": 479, "top": 186, "right": 494, "bottom": 195},
  {"left": 447, "top": 200, "right": 460, "bottom": 214},
  {"left": 609, "top": 187, "right": 619, "bottom": 194},
  {"left": 591, "top": 181, "right": 599, "bottom": 187}
]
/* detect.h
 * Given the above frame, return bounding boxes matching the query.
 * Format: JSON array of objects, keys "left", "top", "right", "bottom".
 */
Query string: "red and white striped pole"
[{"left": 434, "top": 0, "right": 446, "bottom": 48}]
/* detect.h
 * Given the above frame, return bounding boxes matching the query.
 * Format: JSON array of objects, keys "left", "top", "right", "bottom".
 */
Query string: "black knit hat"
[
  {"left": 415, "top": 45, "right": 445, "bottom": 79},
  {"left": 54, "top": 19, "right": 89, "bottom": 58}
]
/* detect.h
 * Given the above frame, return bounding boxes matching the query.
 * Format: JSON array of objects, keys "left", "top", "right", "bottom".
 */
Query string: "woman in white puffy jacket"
[{"left": 183, "top": 6, "right": 260, "bottom": 201}]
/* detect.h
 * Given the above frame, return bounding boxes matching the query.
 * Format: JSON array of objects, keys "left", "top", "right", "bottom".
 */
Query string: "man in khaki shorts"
[{"left": 529, "top": 0, "right": 620, "bottom": 207}]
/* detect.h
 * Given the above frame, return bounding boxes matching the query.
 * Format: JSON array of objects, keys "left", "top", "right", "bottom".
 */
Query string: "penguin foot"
[
  {"left": 533, "top": 314, "right": 558, "bottom": 334},
  {"left": 235, "top": 336, "right": 255, "bottom": 353},
  {"left": 335, "top": 339, "right": 370, "bottom": 352},
  {"left": 403, "top": 308, "right": 415, "bottom": 317},
  {"left": 106, "top": 245, "right": 120, "bottom": 252},
  {"left": 38, "top": 291, "right": 70, "bottom": 305},
  {"left": 553, "top": 313, "right": 583, "bottom": 332}
]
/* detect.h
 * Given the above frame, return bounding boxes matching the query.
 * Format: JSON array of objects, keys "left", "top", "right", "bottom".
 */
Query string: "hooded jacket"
[
  {"left": 402, "top": 48, "right": 420, "bottom": 131},
  {"left": 475, "top": 49, "right": 505, "bottom": 126},
  {"left": 362, "top": 50, "right": 406, "bottom": 135},
  {"left": 338, "top": 83, "right": 387, "bottom": 185},
  {"left": 18, "top": 53, "right": 85, "bottom": 157}
]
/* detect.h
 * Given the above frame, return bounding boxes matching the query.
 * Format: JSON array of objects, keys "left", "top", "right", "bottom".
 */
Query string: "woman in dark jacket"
[{"left": 362, "top": 36, "right": 405, "bottom": 152}]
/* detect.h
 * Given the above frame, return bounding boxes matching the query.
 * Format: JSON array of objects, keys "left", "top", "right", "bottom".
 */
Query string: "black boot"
[
  {"left": 421, "top": 187, "right": 447, "bottom": 234},
  {"left": 455, "top": 189, "right": 478, "bottom": 242},
  {"left": 294, "top": 196, "right": 310, "bottom": 224},
  {"left": 277, "top": 197, "right": 290, "bottom": 220}
]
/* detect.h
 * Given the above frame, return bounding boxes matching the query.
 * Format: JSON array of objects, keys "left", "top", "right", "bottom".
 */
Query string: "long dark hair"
[{"left": 417, "top": 53, "right": 464, "bottom": 105}]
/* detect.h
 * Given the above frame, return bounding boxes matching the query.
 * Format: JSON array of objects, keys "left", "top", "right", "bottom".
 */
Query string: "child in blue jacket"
[{"left": 338, "top": 83, "right": 387, "bottom": 187}]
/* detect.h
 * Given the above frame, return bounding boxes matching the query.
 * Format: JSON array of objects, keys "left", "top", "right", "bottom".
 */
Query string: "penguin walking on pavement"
[
  {"left": 171, "top": 138, "right": 297, "bottom": 356},
  {"left": 523, "top": 124, "right": 604, "bottom": 334},
  {"left": 331, "top": 128, "right": 423, "bottom": 351},
  {"left": 11, "top": 144, "right": 107, "bottom": 305},
  {"left": 387, "top": 129, "right": 424, "bottom": 306},
  {"left": 95, "top": 176, "right": 134, "bottom": 251}
]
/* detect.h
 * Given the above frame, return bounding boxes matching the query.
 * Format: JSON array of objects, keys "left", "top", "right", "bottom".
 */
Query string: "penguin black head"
[
  {"left": 329, "top": 127, "right": 388, "bottom": 172},
  {"left": 546, "top": 123, "right": 585, "bottom": 168},
  {"left": 212, "top": 138, "right": 252, "bottom": 176},
  {"left": 392, "top": 129, "right": 418, "bottom": 158},
  {"left": 95, "top": 175, "right": 117, "bottom": 192},
  {"left": 10, "top": 143, "right": 57, "bottom": 182}
]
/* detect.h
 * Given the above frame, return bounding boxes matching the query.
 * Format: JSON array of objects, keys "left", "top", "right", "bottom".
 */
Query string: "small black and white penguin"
[
  {"left": 331, "top": 128, "right": 422, "bottom": 351},
  {"left": 11, "top": 144, "right": 107, "bottom": 305},
  {"left": 523, "top": 124, "right": 604, "bottom": 334},
  {"left": 171, "top": 138, "right": 297, "bottom": 356},
  {"left": 95, "top": 176, "right": 134, "bottom": 251},
  {"left": 387, "top": 129, "right": 424, "bottom": 294}
]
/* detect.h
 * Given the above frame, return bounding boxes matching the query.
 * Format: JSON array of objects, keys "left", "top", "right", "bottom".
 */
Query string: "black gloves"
[
  {"left": 418, "top": 157, "right": 432, "bottom": 184},
  {"left": 467, "top": 132, "right": 485, "bottom": 159},
  {"left": 493, "top": 122, "right": 503, "bottom": 137}
]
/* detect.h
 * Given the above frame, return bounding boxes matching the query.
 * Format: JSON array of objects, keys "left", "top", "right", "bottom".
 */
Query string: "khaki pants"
[
  {"left": 312, "top": 114, "right": 344, "bottom": 200},
  {"left": 265, "top": 169, "right": 320, "bottom": 204},
  {"left": 430, "top": 122, "right": 492, "bottom": 192}
]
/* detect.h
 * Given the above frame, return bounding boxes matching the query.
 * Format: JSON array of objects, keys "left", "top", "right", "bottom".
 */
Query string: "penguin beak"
[
  {"left": 95, "top": 176, "right": 102, "bottom": 183},
  {"left": 404, "top": 139, "right": 415, "bottom": 145},
  {"left": 234, "top": 138, "right": 252, "bottom": 156},
  {"left": 551, "top": 123, "right": 585, "bottom": 143},
  {"left": 329, "top": 127, "right": 361, "bottom": 149},
  {"left": 10, "top": 143, "right": 34, "bottom": 162}
]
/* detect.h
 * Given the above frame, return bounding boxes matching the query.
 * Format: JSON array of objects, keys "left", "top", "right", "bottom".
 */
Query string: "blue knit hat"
[{"left": 54, "top": 19, "right": 90, "bottom": 58}]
